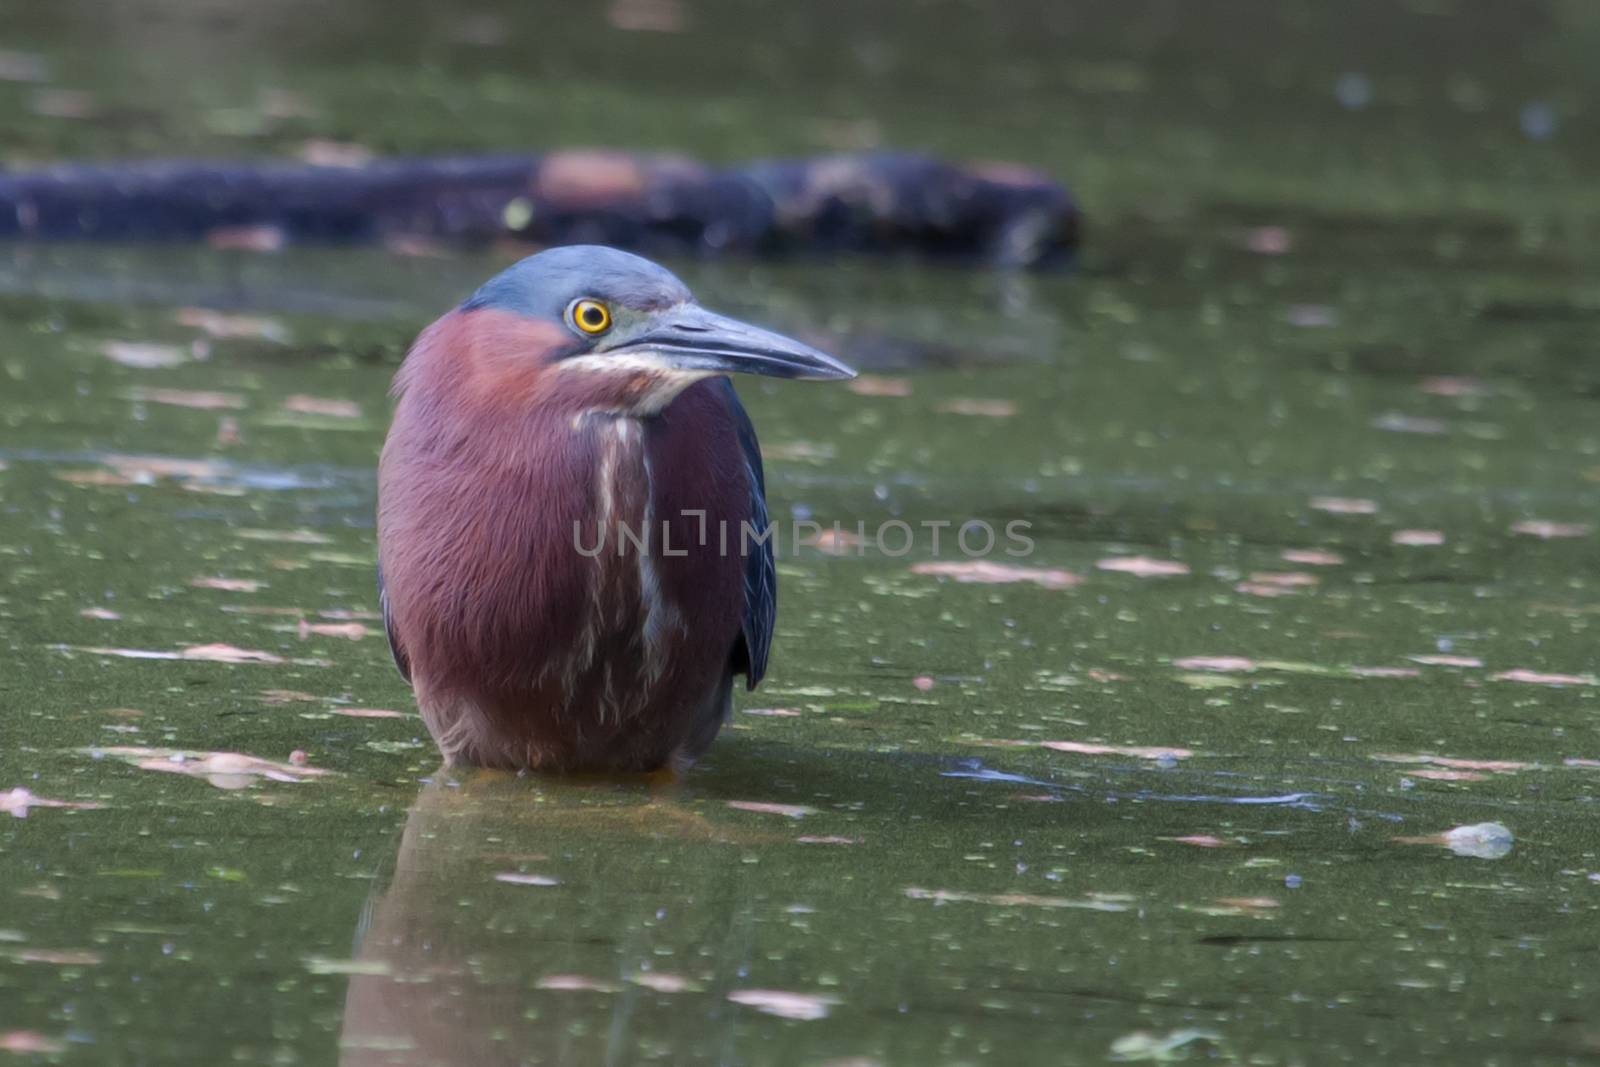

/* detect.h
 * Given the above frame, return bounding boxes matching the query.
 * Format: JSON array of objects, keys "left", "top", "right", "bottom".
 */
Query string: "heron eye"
[{"left": 571, "top": 299, "right": 611, "bottom": 335}]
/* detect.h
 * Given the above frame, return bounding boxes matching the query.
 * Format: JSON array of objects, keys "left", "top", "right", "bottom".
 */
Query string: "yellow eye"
[{"left": 571, "top": 299, "right": 611, "bottom": 335}]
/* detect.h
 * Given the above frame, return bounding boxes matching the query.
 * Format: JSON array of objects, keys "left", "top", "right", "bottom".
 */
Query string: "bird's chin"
[{"left": 555, "top": 354, "right": 719, "bottom": 417}]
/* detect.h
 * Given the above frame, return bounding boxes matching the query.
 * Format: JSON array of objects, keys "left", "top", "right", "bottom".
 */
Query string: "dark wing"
[
  {"left": 723, "top": 379, "right": 775, "bottom": 690},
  {"left": 377, "top": 563, "right": 412, "bottom": 683}
]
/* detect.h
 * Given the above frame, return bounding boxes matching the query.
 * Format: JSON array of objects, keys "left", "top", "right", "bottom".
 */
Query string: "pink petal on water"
[
  {"left": 1492, "top": 668, "right": 1597, "bottom": 686},
  {"left": 1173, "top": 656, "right": 1255, "bottom": 672},
  {"left": 126, "top": 387, "right": 245, "bottom": 411},
  {"left": 235, "top": 528, "right": 332, "bottom": 544},
  {"left": 1375, "top": 753, "right": 1528, "bottom": 772},
  {"left": 297, "top": 620, "right": 369, "bottom": 640},
  {"left": 100, "top": 340, "right": 191, "bottom": 368},
  {"left": 181, "top": 643, "right": 284, "bottom": 664},
  {"left": 1409, "top": 654, "right": 1483, "bottom": 668},
  {"left": 727, "top": 801, "right": 816, "bottom": 818},
  {"left": 175, "top": 307, "right": 289, "bottom": 342},
  {"left": 727, "top": 989, "right": 839, "bottom": 1021},
  {"left": 847, "top": 375, "right": 913, "bottom": 397},
  {"left": 797, "top": 835, "right": 861, "bottom": 845},
  {"left": 1349, "top": 666, "right": 1421, "bottom": 678},
  {"left": 807, "top": 527, "right": 863, "bottom": 555},
  {"left": 912, "top": 675, "right": 935, "bottom": 691},
  {"left": 283, "top": 395, "right": 362, "bottom": 418},
  {"left": 1392, "top": 529, "right": 1445, "bottom": 546},
  {"left": 1163, "top": 835, "right": 1231, "bottom": 848},
  {"left": 1281, "top": 548, "right": 1345, "bottom": 565},
  {"left": 910, "top": 560, "right": 1081, "bottom": 589},
  {"left": 1418, "top": 376, "right": 1487, "bottom": 397},
  {"left": 1511, "top": 520, "right": 1592, "bottom": 539},
  {"left": 329, "top": 707, "right": 405, "bottom": 718},
  {"left": 537, "top": 974, "right": 621, "bottom": 993},
  {"left": 207, "top": 225, "right": 286, "bottom": 252},
  {"left": 1215, "top": 896, "right": 1279, "bottom": 910},
  {"left": 9, "top": 948, "right": 102, "bottom": 965},
  {"left": 0, "top": 787, "right": 102, "bottom": 818},
  {"left": 190, "top": 577, "right": 264, "bottom": 592},
  {"left": 629, "top": 972, "right": 696, "bottom": 993},
  {"left": 1248, "top": 571, "right": 1319, "bottom": 587},
  {"left": 1309, "top": 496, "right": 1378, "bottom": 515},
  {"left": 1041, "top": 740, "right": 1192, "bottom": 760},
  {"left": 1096, "top": 556, "right": 1190, "bottom": 577},
  {"left": 936, "top": 398, "right": 1017, "bottom": 417},
  {"left": 98, "top": 746, "right": 332, "bottom": 787},
  {"left": 1409, "top": 768, "right": 1487, "bottom": 781},
  {"left": 80, "top": 607, "right": 121, "bottom": 620},
  {"left": 0, "top": 1031, "right": 66, "bottom": 1053},
  {"left": 494, "top": 872, "right": 560, "bottom": 886},
  {"left": 296, "top": 140, "right": 376, "bottom": 168},
  {"left": 1235, "top": 581, "right": 1298, "bottom": 597},
  {"left": 1245, "top": 226, "right": 1292, "bottom": 254}
]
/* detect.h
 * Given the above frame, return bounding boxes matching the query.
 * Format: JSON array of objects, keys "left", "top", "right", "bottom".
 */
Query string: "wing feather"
[{"left": 723, "top": 380, "right": 775, "bottom": 690}]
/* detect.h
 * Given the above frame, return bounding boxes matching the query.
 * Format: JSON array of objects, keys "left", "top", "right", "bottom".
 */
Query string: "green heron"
[{"left": 377, "top": 245, "right": 854, "bottom": 773}]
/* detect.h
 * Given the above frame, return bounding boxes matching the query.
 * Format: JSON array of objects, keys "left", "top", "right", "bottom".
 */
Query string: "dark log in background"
[{"left": 0, "top": 150, "right": 1078, "bottom": 269}]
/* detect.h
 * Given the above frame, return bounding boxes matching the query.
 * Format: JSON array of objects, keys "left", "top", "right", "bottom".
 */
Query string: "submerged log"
[{"left": 0, "top": 150, "right": 1077, "bottom": 268}]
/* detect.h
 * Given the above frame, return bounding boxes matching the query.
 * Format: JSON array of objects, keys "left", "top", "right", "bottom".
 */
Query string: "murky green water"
[{"left": 4, "top": 1, "right": 1600, "bottom": 1063}]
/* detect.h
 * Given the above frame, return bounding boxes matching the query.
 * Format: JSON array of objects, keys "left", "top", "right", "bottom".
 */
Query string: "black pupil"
[{"left": 581, "top": 306, "right": 604, "bottom": 328}]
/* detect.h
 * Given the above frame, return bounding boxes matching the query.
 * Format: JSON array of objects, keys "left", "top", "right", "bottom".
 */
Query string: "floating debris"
[
  {"left": 494, "top": 872, "right": 560, "bottom": 887},
  {"left": 1392, "top": 529, "right": 1445, "bottom": 546},
  {"left": 0, "top": 1031, "right": 67, "bottom": 1054},
  {"left": 904, "top": 887, "right": 1130, "bottom": 912},
  {"left": 847, "top": 375, "right": 913, "bottom": 397},
  {"left": 175, "top": 307, "right": 289, "bottom": 342},
  {"left": 1172, "top": 656, "right": 1255, "bottom": 673},
  {"left": 1281, "top": 548, "right": 1344, "bottom": 565},
  {"left": 297, "top": 620, "right": 369, "bottom": 640},
  {"left": 1109, "top": 1028, "right": 1222, "bottom": 1062},
  {"left": 5, "top": 948, "right": 103, "bottom": 965},
  {"left": 190, "top": 576, "right": 264, "bottom": 592},
  {"left": 1373, "top": 753, "right": 1529, "bottom": 772},
  {"left": 910, "top": 560, "right": 1081, "bottom": 589},
  {"left": 1510, "top": 520, "right": 1591, "bottom": 539},
  {"left": 1395, "top": 822, "right": 1514, "bottom": 859},
  {"left": 283, "top": 395, "right": 362, "bottom": 418},
  {"left": 1161, "top": 835, "right": 1231, "bottom": 848},
  {"left": 936, "top": 398, "right": 1016, "bottom": 417},
  {"left": 1096, "top": 556, "right": 1190, "bottom": 577},
  {"left": 726, "top": 989, "right": 839, "bottom": 1021},
  {"left": 125, "top": 387, "right": 245, "bottom": 411},
  {"left": 304, "top": 957, "right": 390, "bottom": 976},
  {"left": 88, "top": 746, "right": 333, "bottom": 789},
  {"left": 1309, "top": 496, "right": 1378, "bottom": 515},
  {"left": 1492, "top": 669, "right": 1597, "bottom": 687},
  {"left": 1040, "top": 740, "right": 1192, "bottom": 761},
  {"left": 1409, "top": 654, "right": 1483, "bottom": 668},
  {"left": 0, "top": 788, "right": 102, "bottom": 819},
  {"left": 99, "top": 340, "right": 192, "bottom": 368},
  {"left": 536, "top": 974, "right": 621, "bottom": 993},
  {"left": 727, "top": 801, "right": 816, "bottom": 818},
  {"left": 629, "top": 972, "right": 699, "bottom": 993}
]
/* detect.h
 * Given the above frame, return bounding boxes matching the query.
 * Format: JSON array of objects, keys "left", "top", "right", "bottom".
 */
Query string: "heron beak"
[{"left": 613, "top": 304, "right": 856, "bottom": 381}]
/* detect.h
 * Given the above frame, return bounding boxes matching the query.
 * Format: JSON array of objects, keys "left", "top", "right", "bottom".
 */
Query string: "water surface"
[{"left": 2, "top": 1, "right": 1600, "bottom": 1063}]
